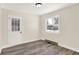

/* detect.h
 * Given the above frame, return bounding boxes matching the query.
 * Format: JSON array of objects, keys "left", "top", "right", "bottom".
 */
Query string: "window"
[
  {"left": 46, "top": 16, "right": 59, "bottom": 33},
  {"left": 11, "top": 18, "right": 20, "bottom": 31}
]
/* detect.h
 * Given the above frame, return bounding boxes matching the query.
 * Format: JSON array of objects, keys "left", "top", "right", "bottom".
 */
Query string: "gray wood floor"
[{"left": 1, "top": 40, "right": 79, "bottom": 55}]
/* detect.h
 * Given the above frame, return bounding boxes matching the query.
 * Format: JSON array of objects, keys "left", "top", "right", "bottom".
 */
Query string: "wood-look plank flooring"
[{"left": 1, "top": 40, "right": 79, "bottom": 55}]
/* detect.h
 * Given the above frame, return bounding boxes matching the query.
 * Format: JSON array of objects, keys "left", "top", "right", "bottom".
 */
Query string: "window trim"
[{"left": 45, "top": 15, "right": 60, "bottom": 33}]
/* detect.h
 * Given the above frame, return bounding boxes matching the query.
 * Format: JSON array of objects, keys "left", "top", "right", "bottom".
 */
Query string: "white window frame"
[{"left": 45, "top": 15, "right": 60, "bottom": 33}]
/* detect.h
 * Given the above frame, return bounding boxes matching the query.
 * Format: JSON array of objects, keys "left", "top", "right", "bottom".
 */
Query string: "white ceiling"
[{"left": 0, "top": 3, "right": 76, "bottom": 15}]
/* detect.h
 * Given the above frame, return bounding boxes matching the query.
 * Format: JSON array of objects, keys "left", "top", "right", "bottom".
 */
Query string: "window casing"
[{"left": 46, "top": 16, "right": 59, "bottom": 33}]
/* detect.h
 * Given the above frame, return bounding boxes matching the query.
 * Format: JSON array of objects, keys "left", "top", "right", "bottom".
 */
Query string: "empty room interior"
[{"left": 0, "top": 3, "right": 79, "bottom": 55}]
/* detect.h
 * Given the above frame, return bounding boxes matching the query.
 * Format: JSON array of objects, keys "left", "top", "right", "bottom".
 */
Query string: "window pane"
[
  {"left": 11, "top": 18, "right": 20, "bottom": 31},
  {"left": 47, "top": 18, "right": 55, "bottom": 25},
  {"left": 46, "top": 16, "right": 59, "bottom": 32}
]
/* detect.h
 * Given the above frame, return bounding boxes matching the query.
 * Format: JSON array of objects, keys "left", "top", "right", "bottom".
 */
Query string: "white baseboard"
[{"left": 59, "top": 43, "right": 79, "bottom": 53}]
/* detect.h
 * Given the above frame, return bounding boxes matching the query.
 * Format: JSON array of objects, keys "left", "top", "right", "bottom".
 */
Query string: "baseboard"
[
  {"left": 45, "top": 39, "right": 58, "bottom": 45},
  {"left": 59, "top": 43, "right": 79, "bottom": 53}
]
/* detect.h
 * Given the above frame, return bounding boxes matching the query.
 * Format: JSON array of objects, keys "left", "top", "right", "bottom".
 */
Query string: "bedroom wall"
[
  {"left": 0, "top": 5, "right": 2, "bottom": 49},
  {"left": 1, "top": 8, "right": 40, "bottom": 48},
  {"left": 40, "top": 4, "right": 79, "bottom": 52}
]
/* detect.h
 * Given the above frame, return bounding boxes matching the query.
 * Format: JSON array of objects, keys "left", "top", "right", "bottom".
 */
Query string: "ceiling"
[{"left": 0, "top": 3, "right": 76, "bottom": 15}]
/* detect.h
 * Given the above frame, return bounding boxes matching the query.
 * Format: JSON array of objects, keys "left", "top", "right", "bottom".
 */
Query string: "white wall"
[
  {"left": 0, "top": 5, "right": 2, "bottom": 49},
  {"left": 40, "top": 4, "right": 79, "bottom": 52},
  {"left": 1, "top": 8, "right": 39, "bottom": 48}
]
